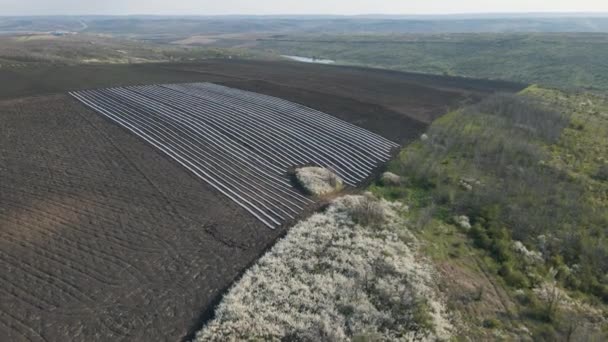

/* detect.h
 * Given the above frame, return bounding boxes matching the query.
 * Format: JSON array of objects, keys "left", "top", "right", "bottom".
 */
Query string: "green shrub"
[
  {"left": 470, "top": 224, "right": 491, "bottom": 249},
  {"left": 490, "top": 239, "right": 513, "bottom": 263},
  {"left": 590, "top": 282, "right": 608, "bottom": 303},
  {"left": 594, "top": 164, "right": 608, "bottom": 182},
  {"left": 515, "top": 290, "right": 538, "bottom": 306},
  {"left": 411, "top": 298, "right": 435, "bottom": 333},
  {"left": 482, "top": 318, "right": 501, "bottom": 329},
  {"left": 531, "top": 325, "right": 559, "bottom": 341},
  {"left": 348, "top": 194, "right": 387, "bottom": 228},
  {"left": 499, "top": 264, "right": 529, "bottom": 288}
]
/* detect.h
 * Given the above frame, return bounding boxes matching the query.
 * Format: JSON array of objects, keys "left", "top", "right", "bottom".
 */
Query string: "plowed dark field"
[{"left": 0, "top": 60, "right": 525, "bottom": 341}]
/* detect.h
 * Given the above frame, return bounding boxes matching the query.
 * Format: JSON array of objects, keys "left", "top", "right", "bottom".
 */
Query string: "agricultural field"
[
  {"left": 0, "top": 60, "right": 523, "bottom": 341},
  {"left": 0, "top": 94, "right": 277, "bottom": 341},
  {"left": 71, "top": 83, "right": 398, "bottom": 227}
]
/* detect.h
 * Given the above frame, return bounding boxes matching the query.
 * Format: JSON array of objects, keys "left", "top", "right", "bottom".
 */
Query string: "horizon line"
[{"left": 2, "top": 11, "right": 608, "bottom": 18}]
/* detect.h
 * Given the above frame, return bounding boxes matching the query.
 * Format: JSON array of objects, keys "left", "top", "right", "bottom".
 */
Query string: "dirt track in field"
[{"left": 0, "top": 60, "right": 525, "bottom": 341}]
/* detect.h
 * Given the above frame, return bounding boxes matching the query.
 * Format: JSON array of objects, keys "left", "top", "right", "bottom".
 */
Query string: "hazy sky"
[{"left": 2, "top": 0, "right": 608, "bottom": 16}]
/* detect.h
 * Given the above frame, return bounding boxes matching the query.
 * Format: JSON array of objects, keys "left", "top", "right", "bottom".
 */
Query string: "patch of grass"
[
  {"left": 416, "top": 219, "right": 468, "bottom": 262},
  {"left": 412, "top": 298, "right": 436, "bottom": 333},
  {"left": 347, "top": 193, "right": 387, "bottom": 228}
]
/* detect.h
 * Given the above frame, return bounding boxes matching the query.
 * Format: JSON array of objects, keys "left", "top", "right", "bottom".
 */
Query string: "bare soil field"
[
  {"left": 0, "top": 94, "right": 279, "bottom": 341},
  {"left": 71, "top": 83, "right": 397, "bottom": 228},
  {"left": 0, "top": 59, "right": 524, "bottom": 142},
  {"left": 0, "top": 60, "right": 524, "bottom": 341}
]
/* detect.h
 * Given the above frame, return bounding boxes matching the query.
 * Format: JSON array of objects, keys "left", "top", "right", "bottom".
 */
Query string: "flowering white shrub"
[
  {"left": 195, "top": 195, "right": 452, "bottom": 342},
  {"left": 454, "top": 215, "right": 471, "bottom": 230},
  {"left": 512, "top": 241, "right": 543, "bottom": 263},
  {"left": 296, "top": 167, "right": 343, "bottom": 195}
]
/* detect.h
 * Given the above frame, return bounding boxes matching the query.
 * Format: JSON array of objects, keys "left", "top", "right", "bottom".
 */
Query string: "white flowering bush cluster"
[
  {"left": 195, "top": 195, "right": 452, "bottom": 342},
  {"left": 512, "top": 241, "right": 543, "bottom": 263},
  {"left": 295, "top": 167, "right": 344, "bottom": 195},
  {"left": 454, "top": 215, "right": 472, "bottom": 230}
]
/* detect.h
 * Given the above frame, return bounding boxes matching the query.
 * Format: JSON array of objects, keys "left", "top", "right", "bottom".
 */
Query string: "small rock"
[
  {"left": 381, "top": 172, "right": 402, "bottom": 186},
  {"left": 420, "top": 133, "right": 429, "bottom": 141}
]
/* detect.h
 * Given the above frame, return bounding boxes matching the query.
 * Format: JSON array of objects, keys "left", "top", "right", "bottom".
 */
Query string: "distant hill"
[{"left": 2, "top": 15, "right": 608, "bottom": 36}]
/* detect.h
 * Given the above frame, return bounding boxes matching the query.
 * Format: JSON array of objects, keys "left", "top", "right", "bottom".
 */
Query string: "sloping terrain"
[
  {"left": 370, "top": 87, "right": 608, "bottom": 340},
  {"left": 0, "top": 61, "right": 523, "bottom": 341}
]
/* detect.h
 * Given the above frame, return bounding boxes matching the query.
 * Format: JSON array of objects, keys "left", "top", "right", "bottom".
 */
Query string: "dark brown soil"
[
  {"left": 0, "top": 60, "right": 525, "bottom": 341},
  {"left": 0, "top": 59, "right": 525, "bottom": 142},
  {"left": 0, "top": 94, "right": 281, "bottom": 341}
]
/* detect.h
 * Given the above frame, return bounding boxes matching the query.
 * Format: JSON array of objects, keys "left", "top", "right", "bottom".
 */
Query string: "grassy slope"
[
  {"left": 255, "top": 33, "right": 608, "bottom": 90},
  {"left": 370, "top": 86, "right": 608, "bottom": 339}
]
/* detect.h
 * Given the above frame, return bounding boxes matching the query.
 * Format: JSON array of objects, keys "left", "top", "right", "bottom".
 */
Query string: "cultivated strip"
[{"left": 70, "top": 83, "right": 398, "bottom": 228}]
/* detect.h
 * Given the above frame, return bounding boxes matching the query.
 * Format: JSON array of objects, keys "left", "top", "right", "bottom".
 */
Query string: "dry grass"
[{"left": 347, "top": 192, "right": 388, "bottom": 228}]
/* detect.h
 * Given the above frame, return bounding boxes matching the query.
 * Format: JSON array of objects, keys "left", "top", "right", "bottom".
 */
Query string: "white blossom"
[
  {"left": 195, "top": 196, "right": 452, "bottom": 341},
  {"left": 296, "top": 167, "right": 344, "bottom": 195}
]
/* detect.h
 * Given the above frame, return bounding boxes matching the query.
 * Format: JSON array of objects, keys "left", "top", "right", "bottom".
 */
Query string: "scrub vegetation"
[{"left": 370, "top": 85, "right": 608, "bottom": 339}]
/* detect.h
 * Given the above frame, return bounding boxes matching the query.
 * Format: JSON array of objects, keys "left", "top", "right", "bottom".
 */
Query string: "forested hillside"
[{"left": 256, "top": 34, "right": 608, "bottom": 90}]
